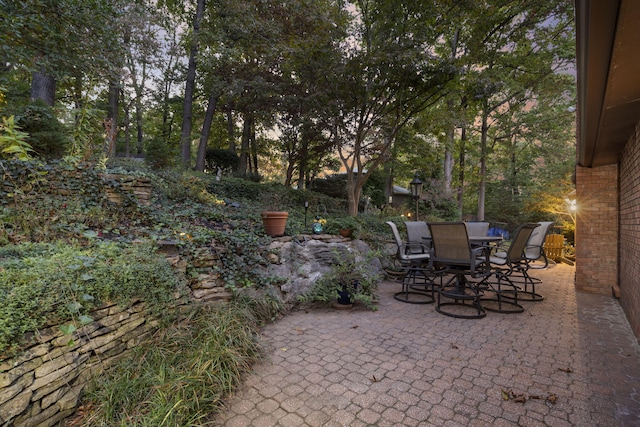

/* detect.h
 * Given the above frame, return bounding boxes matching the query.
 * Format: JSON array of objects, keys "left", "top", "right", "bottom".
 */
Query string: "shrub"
[
  {"left": 80, "top": 302, "right": 265, "bottom": 425},
  {"left": 0, "top": 241, "right": 185, "bottom": 356},
  {"left": 205, "top": 148, "right": 240, "bottom": 173},
  {"left": 298, "top": 249, "right": 381, "bottom": 310},
  {"left": 15, "top": 100, "right": 68, "bottom": 159}
]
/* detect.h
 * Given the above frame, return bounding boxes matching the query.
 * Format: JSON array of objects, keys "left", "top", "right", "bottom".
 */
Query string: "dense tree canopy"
[{"left": 0, "top": 0, "right": 576, "bottom": 223}]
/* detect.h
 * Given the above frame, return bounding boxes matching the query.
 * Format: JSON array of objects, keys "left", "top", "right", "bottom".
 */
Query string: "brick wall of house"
[
  {"left": 619, "top": 121, "right": 640, "bottom": 339},
  {"left": 575, "top": 163, "right": 619, "bottom": 295}
]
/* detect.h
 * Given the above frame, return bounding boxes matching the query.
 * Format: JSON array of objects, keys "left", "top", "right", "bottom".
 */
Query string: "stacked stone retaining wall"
[
  {"left": 0, "top": 300, "right": 167, "bottom": 427},
  {"left": 1, "top": 233, "right": 384, "bottom": 426}
]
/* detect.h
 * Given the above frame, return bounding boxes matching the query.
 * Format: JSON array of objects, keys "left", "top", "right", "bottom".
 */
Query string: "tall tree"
[
  {"left": 461, "top": 0, "right": 574, "bottom": 220},
  {"left": 179, "top": 0, "right": 206, "bottom": 168},
  {"left": 2, "top": 0, "right": 122, "bottom": 105},
  {"left": 330, "top": 0, "right": 453, "bottom": 215}
]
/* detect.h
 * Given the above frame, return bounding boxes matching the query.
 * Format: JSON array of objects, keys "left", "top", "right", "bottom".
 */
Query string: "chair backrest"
[
  {"left": 405, "top": 221, "right": 431, "bottom": 252},
  {"left": 387, "top": 221, "right": 429, "bottom": 264},
  {"left": 386, "top": 221, "right": 404, "bottom": 249},
  {"left": 506, "top": 223, "right": 539, "bottom": 264},
  {"left": 428, "top": 222, "right": 472, "bottom": 265},
  {"left": 525, "top": 221, "right": 554, "bottom": 259},
  {"left": 464, "top": 221, "right": 490, "bottom": 236}
]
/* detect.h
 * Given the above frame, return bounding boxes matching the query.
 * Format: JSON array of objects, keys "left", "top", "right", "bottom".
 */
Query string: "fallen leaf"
[
  {"left": 558, "top": 367, "right": 573, "bottom": 373},
  {"left": 351, "top": 325, "right": 359, "bottom": 329},
  {"left": 280, "top": 347, "right": 287, "bottom": 352},
  {"left": 370, "top": 375, "right": 379, "bottom": 383},
  {"left": 513, "top": 394, "right": 527, "bottom": 403},
  {"left": 546, "top": 393, "right": 558, "bottom": 404},
  {"left": 501, "top": 389, "right": 510, "bottom": 401}
]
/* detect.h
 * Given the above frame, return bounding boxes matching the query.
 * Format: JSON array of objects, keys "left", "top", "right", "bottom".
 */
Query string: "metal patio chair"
[
  {"left": 495, "top": 221, "right": 553, "bottom": 301},
  {"left": 484, "top": 223, "right": 539, "bottom": 313},
  {"left": 386, "top": 221, "right": 436, "bottom": 304},
  {"left": 405, "top": 221, "right": 432, "bottom": 251},
  {"left": 429, "top": 222, "right": 491, "bottom": 319}
]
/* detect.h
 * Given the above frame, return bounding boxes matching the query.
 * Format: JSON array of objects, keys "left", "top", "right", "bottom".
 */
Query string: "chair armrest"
[
  {"left": 404, "top": 242, "right": 429, "bottom": 254},
  {"left": 525, "top": 243, "right": 548, "bottom": 267},
  {"left": 470, "top": 246, "right": 491, "bottom": 275}
]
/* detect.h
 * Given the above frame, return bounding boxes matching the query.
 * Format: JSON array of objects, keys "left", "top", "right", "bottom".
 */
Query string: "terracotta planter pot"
[
  {"left": 261, "top": 211, "right": 289, "bottom": 237},
  {"left": 339, "top": 229, "right": 353, "bottom": 238}
]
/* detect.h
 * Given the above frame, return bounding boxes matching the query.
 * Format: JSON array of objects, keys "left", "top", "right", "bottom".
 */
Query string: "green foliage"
[
  {"left": 0, "top": 160, "right": 145, "bottom": 243},
  {"left": 0, "top": 241, "right": 184, "bottom": 355},
  {"left": 80, "top": 302, "right": 264, "bottom": 426},
  {"left": 145, "top": 136, "right": 176, "bottom": 169},
  {"left": 15, "top": 100, "right": 68, "bottom": 159},
  {"left": 68, "top": 105, "right": 107, "bottom": 164},
  {"left": 205, "top": 148, "right": 240, "bottom": 173},
  {"left": 298, "top": 249, "right": 381, "bottom": 310},
  {"left": 0, "top": 116, "right": 33, "bottom": 160},
  {"left": 324, "top": 215, "right": 362, "bottom": 236}
]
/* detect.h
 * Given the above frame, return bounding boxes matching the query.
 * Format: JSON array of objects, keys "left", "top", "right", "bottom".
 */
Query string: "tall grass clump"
[{"left": 77, "top": 299, "right": 278, "bottom": 426}]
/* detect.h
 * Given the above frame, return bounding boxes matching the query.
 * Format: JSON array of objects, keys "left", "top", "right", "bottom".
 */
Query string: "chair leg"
[
  {"left": 436, "top": 272, "right": 486, "bottom": 319},
  {"left": 393, "top": 265, "right": 435, "bottom": 304},
  {"left": 499, "top": 267, "right": 544, "bottom": 302},
  {"left": 481, "top": 272, "right": 524, "bottom": 314}
]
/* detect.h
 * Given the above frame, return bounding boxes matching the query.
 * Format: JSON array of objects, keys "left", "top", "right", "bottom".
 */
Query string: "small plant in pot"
[
  {"left": 326, "top": 215, "right": 361, "bottom": 238},
  {"left": 298, "top": 249, "right": 381, "bottom": 310}
]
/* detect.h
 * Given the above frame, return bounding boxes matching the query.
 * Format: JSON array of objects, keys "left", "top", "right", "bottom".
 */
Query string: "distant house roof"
[{"left": 393, "top": 185, "right": 411, "bottom": 195}]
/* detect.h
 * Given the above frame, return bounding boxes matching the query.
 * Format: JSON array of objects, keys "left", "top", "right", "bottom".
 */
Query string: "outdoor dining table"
[
  {"left": 468, "top": 235, "right": 503, "bottom": 246},
  {"left": 422, "top": 235, "right": 503, "bottom": 247}
]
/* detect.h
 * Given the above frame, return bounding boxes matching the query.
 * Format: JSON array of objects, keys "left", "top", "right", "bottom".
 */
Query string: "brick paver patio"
[{"left": 214, "top": 263, "right": 640, "bottom": 426}]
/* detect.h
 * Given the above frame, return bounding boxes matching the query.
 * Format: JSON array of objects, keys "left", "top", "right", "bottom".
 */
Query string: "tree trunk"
[
  {"left": 135, "top": 96, "right": 143, "bottom": 156},
  {"left": 250, "top": 122, "right": 258, "bottom": 176},
  {"left": 180, "top": 0, "right": 206, "bottom": 168},
  {"left": 239, "top": 114, "right": 252, "bottom": 175},
  {"left": 30, "top": 71, "right": 56, "bottom": 106},
  {"left": 443, "top": 29, "right": 459, "bottom": 198},
  {"left": 122, "top": 93, "right": 131, "bottom": 158},
  {"left": 195, "top": 90, "right": 220, "bottom": 171},
  {"left": 478, "top": 112, "right": 489, "bottom": 221},
  {"left": 457, "top": 126, "right": 466, "bottom": 217},
  {"left": 296, "top": 140, "right": 308, "bottom": 190},
  {"left": 226, "top": 106, "right": 236, "bottom": 155},
  {"left": 106, "top": 81, "right": 119, "bottom": 157}
]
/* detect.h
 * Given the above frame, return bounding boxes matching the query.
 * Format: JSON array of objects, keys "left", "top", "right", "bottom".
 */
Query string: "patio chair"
[
  {"left": 543, "top": 234, "right": 564, "bottom": 262},
  {"left": 405, "top": 221, "right": 431, "bottom": 251},
  {"left": 464, "top": 221, "right": 490, "bottom": 236},
  {"left": 386, "top": 221, "right": 436, "bottom": 304},
  {"left": 428, "top": 222, "right": 491, "bottom": 319},
  {"left": 525, "top": 221, "right": 554, "bottom": 268},
  {"left": 490, "top": 222, "right": 549, "bottom": 302},
  {"left": 484, "top": 223, "right": 539, "bottom": 313}
]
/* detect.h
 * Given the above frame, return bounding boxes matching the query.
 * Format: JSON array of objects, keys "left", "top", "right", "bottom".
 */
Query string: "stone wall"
[
  {"left": 0, "top": 235, "right": 381, "bottom": 426},
  {"left": 0, "top": 300, "right": 165, "bottom": 427},
  {"left": 619, "top": 121, "right": 640, "bottom": 339},
  {"left": 101, "top": 174, "right": 152, "bottom": 206}
]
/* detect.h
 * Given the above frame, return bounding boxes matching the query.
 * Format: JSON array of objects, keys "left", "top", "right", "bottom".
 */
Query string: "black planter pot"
[
  {"left": 336, "top": 280, "right": 359, "bottom": 305},
  {"left": 337, "top": 289, "right": 352, "bottom": 305}
]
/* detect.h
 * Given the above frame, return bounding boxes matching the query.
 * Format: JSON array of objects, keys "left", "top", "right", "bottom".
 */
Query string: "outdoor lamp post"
[
  {"left": 304, "top": 201, "right": 309, "bottom": 227},
  {"left": 409, "top": 172, "right": 423, "bottom": 221}
]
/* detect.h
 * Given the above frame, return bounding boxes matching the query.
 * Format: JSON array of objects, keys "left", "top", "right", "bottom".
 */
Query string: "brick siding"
[
  {"left": 619, "top": 122, "right": 640, "bottom": 339},
  {"left": 575, "top": 163, "right": 619, "bottom": 296}
]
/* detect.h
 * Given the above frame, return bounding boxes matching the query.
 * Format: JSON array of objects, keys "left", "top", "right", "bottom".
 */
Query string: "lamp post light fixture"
[{"left": 409, "top": 172, "right": 423, "bottom": 221}]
